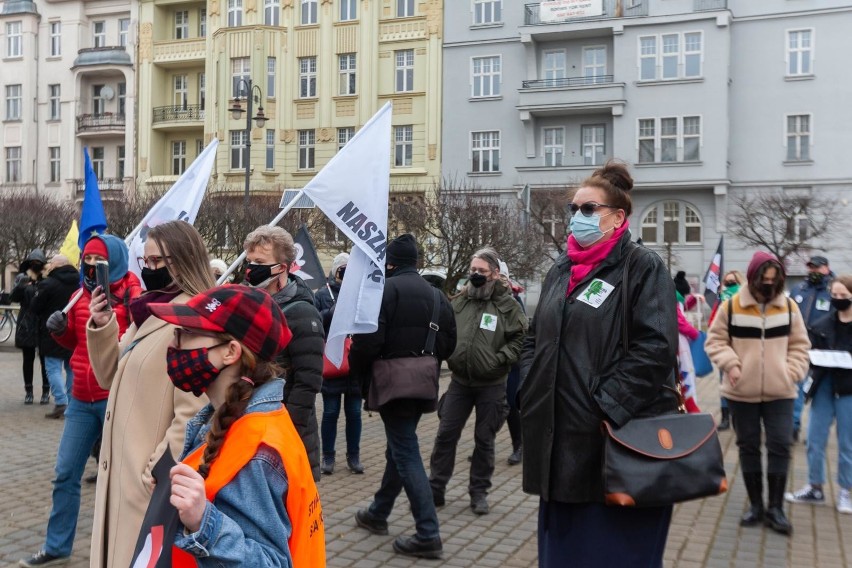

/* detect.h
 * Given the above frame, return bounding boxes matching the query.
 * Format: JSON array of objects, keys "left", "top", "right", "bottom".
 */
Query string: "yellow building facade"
[{"left": 136, "top": 0, "right": 443, "bottom": 197}]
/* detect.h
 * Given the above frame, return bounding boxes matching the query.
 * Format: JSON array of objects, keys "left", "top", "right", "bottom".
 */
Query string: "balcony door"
[
  {"left": 582, "top": 46, "right": 606, "bottom": 84},
  {"left": 174, "top": 75, "right": 188, "bottom": 109},
  {"left": 542, "top": 50, "right": 566, "bottom": 87},
  {"left": 93, "top": 85, "right": 105, "bottom": 115}
]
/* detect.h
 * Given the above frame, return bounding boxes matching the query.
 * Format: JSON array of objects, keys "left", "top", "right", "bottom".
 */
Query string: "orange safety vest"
[{"left": 172, "top": 407, "right": 326, "bottom": 567}]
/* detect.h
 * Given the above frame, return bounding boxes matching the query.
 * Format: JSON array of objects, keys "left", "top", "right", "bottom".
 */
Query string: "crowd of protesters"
[{"left": 4, "top": 162, "right": 851, "bottom": 568}]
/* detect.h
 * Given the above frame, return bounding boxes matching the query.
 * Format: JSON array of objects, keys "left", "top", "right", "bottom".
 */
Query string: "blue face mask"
[{"left": 569, "top": 211, "right": 614, "bottom": 248}]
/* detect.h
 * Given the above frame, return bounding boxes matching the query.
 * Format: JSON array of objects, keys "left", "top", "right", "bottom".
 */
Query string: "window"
[
  {"left": 582, "top": 125, "right": 605, "bottom": 166},
  {"left": 91, "top": 147, "right": 104, "bottom": 180},
  {"left": 267, "top": 57, "right": 276, "bottom": 97},
  {"left": 6, "top": 22, "right": 22, "bottom": 57},
  {"left": 395, "top": 49, "right": 414, "bottom": 92},
  {"left": 394, "top": 125, "right": 413, "bottom": 167},
  {"left": 5, "top": 84, "right": 21, "bottom": 120},
  {"left": 787, "top": 29, "right": 813, "bottom": 76},
  {"left": 639, "top": 32, "right": 703, "bottom": 81},
  {"left": 338, "top": 53, "right": 356, "bottom": 95},
  {"left": 230, "top": 130, "right": 247, "bottom": 169},
  {"left": 637, "top": 117, "right": 701, "bottom": 163},
  {"left": 338, "top": 127, "right": 354, "bottom": 151},
  {"left": 119, "top": 18, "right": 130, "bottom": 47},
  {"left": 266, "top": 129, "right": 275, "bottom": 170},
  {"left": 471, "top": 131, "right": 500, "bottom": 173},
  {"left": 298, "top": 129, "right": 315, "bottom": 170},
  {"left": 473, "top": 0, "right": 501, "bottom": 24},
  {"left": 299, "top": 57, "right": 317, "bottom": 98},
  {"left": 198, "top": 73, "right": 205, "bottom": 109},
  {"left": 92, "top": 85, "right": 105, "bottom": 114},
  {"left": 49, "top": 147, "right": 60, "bottom": 182},
  {"left": 5, "top": 147, "right": 21, "bottom": 182},
  {"left": 265, "top": 0, "right": 280, "bottom": 26},
  {"left": 583, "top": 47, "right": 606, "bottom": 83},
  {"left": 174, "top": 75, "right": 188, "bottom": 108},
  {"left": 172, "top": 141, "right": 187, "bottom": 175},
  {"left": 640, "top": 201, "right": 702, "bottom": 245},
  {"left": 543, "top": 50, "right": 566, "bottom": 86},
  {"left": 118, "top": 145, "right": 125, "bottom": 178},
  {"left": 786, "top": 114, "right": 811, "bottom": 161},
  {"left": 397, "top": 0, "right": 414, "bottom": 17},
  {"left": 196, "top": 139, "right": 204, "bottom": 157},
  {"left": 199, "top": 8, "right": 207, "bottom": 36},
  {"left": 228, "top": 0, "right": 243, "bottom": 26},
  {"left": 232, "top": 58, "right": 250, "bottom": 97},
  {"left": 543, "top": 128, "right": 563, "bottom": 167},
  {"left": 48, "top": 84, "right": 60, "bottom": 120},
  {"left": 340, "top": 0, "right": 357, "bottom": 21},
  {"left": 118, "top": 82, "right": 126, "bottom": 115},
  {"left": 472, "top": 56, "right": 501, "bottom": 97},
  {"left": 49, "top": 22, "right": 61, "bottom": 56},
  {"left": 301, "top": 0, "right": 317, "bottom": 25},
  {"left": 175, "top": 11, "right": 189, "bottom": 39},
  {"left": 93, "top": 21, "right": 106, "bottom": 47}
]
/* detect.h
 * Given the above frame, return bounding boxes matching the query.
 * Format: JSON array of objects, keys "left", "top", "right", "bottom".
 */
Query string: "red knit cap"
[
  {"left": 82, "top": 237, "right": 108, "bottom": 259},
  {"left": 747, "top": 251, "right": 783, "bottom": 282}
]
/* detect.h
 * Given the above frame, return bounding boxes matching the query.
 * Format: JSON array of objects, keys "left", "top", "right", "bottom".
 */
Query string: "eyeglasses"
[
  {"left": 137, "top": 255, "right": 172, "bottom": 270},
  {"left": 568, "top": 202, "right": 620, "bottom": 217},
  {"left": 173, "top": 327, "right": 224, "bottom": 349}
]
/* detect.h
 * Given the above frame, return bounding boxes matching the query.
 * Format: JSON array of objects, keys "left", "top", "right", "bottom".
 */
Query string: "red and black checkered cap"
[{"left": 149, "top": 284, "right": 292, "bottom": 361}]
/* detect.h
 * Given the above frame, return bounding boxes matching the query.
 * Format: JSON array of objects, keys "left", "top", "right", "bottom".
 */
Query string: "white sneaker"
[
  {"left": 838, "top": 489, "right": 852, "bottom": 514},
  {"left": 785, "top": 484, "right": 825, "bottom": 504}
]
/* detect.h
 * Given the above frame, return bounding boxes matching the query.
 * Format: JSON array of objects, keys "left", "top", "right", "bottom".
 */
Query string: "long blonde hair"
[{"left": 147, "top": 221, "right": 215, "bottom": 296}]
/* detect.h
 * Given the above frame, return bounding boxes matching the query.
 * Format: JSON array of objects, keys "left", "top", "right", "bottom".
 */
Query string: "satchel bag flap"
[{"left": 602, "top": 413, "right": 718, "bottom": 460}]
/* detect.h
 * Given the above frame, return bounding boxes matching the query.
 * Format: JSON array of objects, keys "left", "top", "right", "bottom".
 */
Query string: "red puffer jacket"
[{"left": 54, "top": 273, "right": 142, "bottom": 402}]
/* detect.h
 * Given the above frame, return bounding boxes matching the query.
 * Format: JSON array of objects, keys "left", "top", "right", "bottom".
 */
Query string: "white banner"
[
  {"left": 302, "top": 103, "right": 392, "bottom": 366},
  {"left": 126, "top": 138, "right": 219, "bottom": 287},
  {"left": 540, "top": 0, "right": 603, "bottom": 22}
]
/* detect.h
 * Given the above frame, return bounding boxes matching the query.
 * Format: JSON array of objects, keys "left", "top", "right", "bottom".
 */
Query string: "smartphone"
[{"left": 95, "top": 260, "right": 111, "bottom": 311}]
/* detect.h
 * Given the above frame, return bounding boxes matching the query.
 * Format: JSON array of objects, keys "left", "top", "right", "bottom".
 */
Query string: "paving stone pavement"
[{"left": 0, "top": 341, "right": 849, "bottom": 567}]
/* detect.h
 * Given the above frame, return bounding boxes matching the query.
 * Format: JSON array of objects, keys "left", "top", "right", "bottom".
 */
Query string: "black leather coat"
[
  {"left": 518, "top": 234, "right": 679, "bottom": 503},
  {"left": 808, "top": 311, "right": 852, "bottom": 398}
]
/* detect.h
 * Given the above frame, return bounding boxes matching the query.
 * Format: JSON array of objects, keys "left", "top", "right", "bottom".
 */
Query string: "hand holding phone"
[{"left": 95, "top": 260, "right": 111, "bottom": 311}]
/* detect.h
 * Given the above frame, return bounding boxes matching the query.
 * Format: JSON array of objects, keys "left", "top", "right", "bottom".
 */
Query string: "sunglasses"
[
  {"left": 568, "top": 202, "right": 620, "bottom": 217},
  {"left": 173, "top": 327, "right": 224, "bottom": 349}
]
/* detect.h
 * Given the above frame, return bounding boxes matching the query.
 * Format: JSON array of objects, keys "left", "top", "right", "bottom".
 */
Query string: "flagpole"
[{"left": 216, "top": 189, "right": 305, "bottom": 285}]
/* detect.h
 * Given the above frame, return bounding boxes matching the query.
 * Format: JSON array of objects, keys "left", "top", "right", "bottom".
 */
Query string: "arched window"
[{"left": 640, "top": 201, "right": 702, "bottom": 245}]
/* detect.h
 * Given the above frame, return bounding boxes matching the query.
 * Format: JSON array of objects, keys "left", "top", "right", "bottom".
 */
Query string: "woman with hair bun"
[{"left": 519, "top": 160, "right": 680, "bottom": 567}]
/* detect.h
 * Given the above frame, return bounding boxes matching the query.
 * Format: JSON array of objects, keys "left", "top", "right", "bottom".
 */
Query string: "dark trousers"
[
  {"left": 21, "top": 346, "right": 48, "bottom": 394},
  {"left": 429, "top": 380, "right": 508, "bottom": 497},
  {"left": 320, "top": 391, "right": 362, "bottom": 456},
  {"left": 538, "top": 499, "right": 672, "bottom": 568},
  {"left": 728, "top": 398, "right": 794, "bottom": 475},
  {"left": 505, "top": 365, "right": 522, "bottom": 450},
  {"left": 369, "top": 411, "right": 440, "bottom": 540}
]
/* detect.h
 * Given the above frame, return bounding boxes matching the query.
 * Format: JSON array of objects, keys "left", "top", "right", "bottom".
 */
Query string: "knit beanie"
[
  {"left": 82, "top": 237, "right": 109, "bottom": 260},
  {"left": 747, "top": 251, "right": 784, "bottom": 283},
  {"left": 386, "top": 234, "right": 418, "bottom": 267}
]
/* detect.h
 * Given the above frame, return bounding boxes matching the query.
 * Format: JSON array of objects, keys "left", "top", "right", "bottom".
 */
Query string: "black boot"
[
  {"left": 321, "top": 453, "right": 335, "bottom": 475},
  {"left": 718, "top": 408, "right": 730, "bottom": 431},
  {"left": 346, "top": 453, "right": 364, "bottom": 474},
  {"left": 24, "top": 389, "right": 33, "bottom": 405},
  {"left": 765, "top": 474, "right": 793, "bottom": 535},
  {"left": 740, "top": 472, "right": 764, "bottom": 526}
]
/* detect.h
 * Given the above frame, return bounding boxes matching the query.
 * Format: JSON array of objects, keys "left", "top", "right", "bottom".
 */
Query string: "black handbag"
[
  {"left": 367, "top": 287, "right": 442, "bottom": 411},
  {"left": 601, "top": 246, "right": 727, "bottom": 507}
]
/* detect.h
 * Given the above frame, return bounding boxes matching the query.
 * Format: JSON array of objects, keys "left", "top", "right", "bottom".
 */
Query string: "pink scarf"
[{"left": 566, "top": 222, "right": 630, "bottom": 295}]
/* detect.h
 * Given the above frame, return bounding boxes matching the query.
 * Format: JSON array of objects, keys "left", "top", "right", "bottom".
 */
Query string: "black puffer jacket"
[
  {"left": 30, "top": 265, "right": 79, "bottom": 358},
  {"left": 518, "top": 235, "right": 679, "bottom": 503},
  {"left": 11, "top": 273, "right": 40, "bottom": 349},
  {"left": 274, "top": 274, "right": 324, "bottom": 482},
  {"left": 808, "top": 311, "right": 852, "bottom": 398},
  {"left": 349, "top": 266, "right": 457, "bottom": 416}
]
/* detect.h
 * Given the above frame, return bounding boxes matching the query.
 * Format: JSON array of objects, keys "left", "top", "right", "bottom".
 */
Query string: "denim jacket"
[{"left": 174, "top": 379, "right": 294, "bottom": 567}]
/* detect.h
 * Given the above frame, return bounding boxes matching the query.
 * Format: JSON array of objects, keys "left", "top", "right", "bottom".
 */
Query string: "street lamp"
[{"left": 228, "top": 78, "right": 267, "bottom": 209}]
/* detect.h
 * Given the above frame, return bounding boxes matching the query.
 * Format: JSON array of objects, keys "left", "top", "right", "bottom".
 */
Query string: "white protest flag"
[
  {"left": 126, "top": 138, "right": 219, "bottom": 286},
  {"left": 302, "top": 103, "right": 392, "bottom": 366}
]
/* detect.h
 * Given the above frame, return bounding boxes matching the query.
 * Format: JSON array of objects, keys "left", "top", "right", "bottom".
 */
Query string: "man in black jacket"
[
  {"left": 244, "top": 225, "right": 324, "bottom": 481},
  {"left": 350, "top": 234, "right": 457, "bottom": 560},
  {"left": 30, "top": 255, "right": 77, "bottom": 418}
]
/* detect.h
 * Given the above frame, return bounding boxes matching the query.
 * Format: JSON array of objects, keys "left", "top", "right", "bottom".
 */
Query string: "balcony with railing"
[
  {"left": 73, "top": 46, "right": 132, "bottom": 68},
  {"left": 74, "top": 178, "right": 127, "bottom": 200},
  {"left": 153, "top": 38, "right": 206, "bottom": 64},
  {"left": 76, "top": 113, "right": 126, "bottom": 135},
  {"left": 152, "top": 104, "right": 205, "bottom": 128},
  {"left": 518, "top": 75, "right": 625, "bottom": 116},
  {"left": 694, "top": 0, "right": 727, "bottom": 11},
  {"left": 523, "top": 0, "right": 647, "bottom": 26}
]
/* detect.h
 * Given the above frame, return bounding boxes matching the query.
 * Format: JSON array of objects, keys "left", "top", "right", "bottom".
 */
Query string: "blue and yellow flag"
[
  {"left": 78, "top": 148, "right": 108, "bottom": 249},
  {"left": 59, "top": 220, "right": 80, "bottom": 267}
]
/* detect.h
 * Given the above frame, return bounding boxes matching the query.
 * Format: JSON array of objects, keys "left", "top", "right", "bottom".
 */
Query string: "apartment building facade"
[
  {"left": 442, "top": 0, "right": 852, "bottom": 289},
  {"left": 0, "top": 0, "right": 137, "bottom": 202}
]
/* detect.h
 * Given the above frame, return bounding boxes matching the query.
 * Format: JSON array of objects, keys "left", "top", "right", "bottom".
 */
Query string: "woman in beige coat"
[{"left": 86, "top": 221, "right": 215, "bottom": 567}]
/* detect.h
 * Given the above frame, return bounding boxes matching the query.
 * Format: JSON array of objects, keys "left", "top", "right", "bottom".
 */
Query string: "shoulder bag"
[
  {"left": 601, "top": 246, "right": 728, "bottom": 507},
  {"left": 366, "top": 287, "right": 442, "bottom": 411}
]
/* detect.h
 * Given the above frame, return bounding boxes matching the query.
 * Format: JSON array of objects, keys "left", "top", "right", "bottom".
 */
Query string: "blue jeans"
[
  {"left": 44, "top": 397, "right": 107, "bottom": 557},
  {"left": 807, "top": 378, "right": 852, "bottom": 489},
  {"left": 793, "top": 380, "right": 806, "bottom": 430},
  {"left": 369, "top": 411, "right": 440, "bottom": 541},
  {"left": 44, "top": 357, "right": 72, "bottom": 406},
  {"left": 321, "top": 392, "right": 362, "bottom": 456}
]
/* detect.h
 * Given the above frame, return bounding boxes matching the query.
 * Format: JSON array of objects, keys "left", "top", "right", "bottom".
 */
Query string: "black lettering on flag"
[
  {"left": 337, "top": 201, "right": 360, "bottom": 223},
  {"left": 346, "top": 213, "right": 368, "bottom": 233}
]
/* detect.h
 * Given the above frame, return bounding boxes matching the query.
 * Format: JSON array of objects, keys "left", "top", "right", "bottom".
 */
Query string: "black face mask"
[
  {"left": 468, "top": 273, "right": 488, "bottom": 288},
  {"left": 245, "top": 263, "right": 279, "bottom": 287},
  {"left": 337, "top": 267, "right": 346, "bottom": 281},
  {"left": 141, "top": 266, "right": 173, "bottom": 291},
  {"left": 759, "top": 283, "right": 775, "bottom": 299},
  {"left": 831, "top": 298, "right": 852, "bottom": 312},
  {"left": 807, "top": 272, "right": 824, "bottom": 285},
  {"left": 83, "top": 263, "right": 98, "bottom": 291}
]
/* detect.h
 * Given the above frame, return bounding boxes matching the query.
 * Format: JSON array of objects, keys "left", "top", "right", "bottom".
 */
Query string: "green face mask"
[{"left": 720, "top": 283, "right": 740, "bottom": 300}]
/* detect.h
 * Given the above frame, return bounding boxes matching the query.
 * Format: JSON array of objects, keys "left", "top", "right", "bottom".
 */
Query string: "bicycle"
[{"left": 0, "top": 291, "right": 15, "bottom": 343}]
